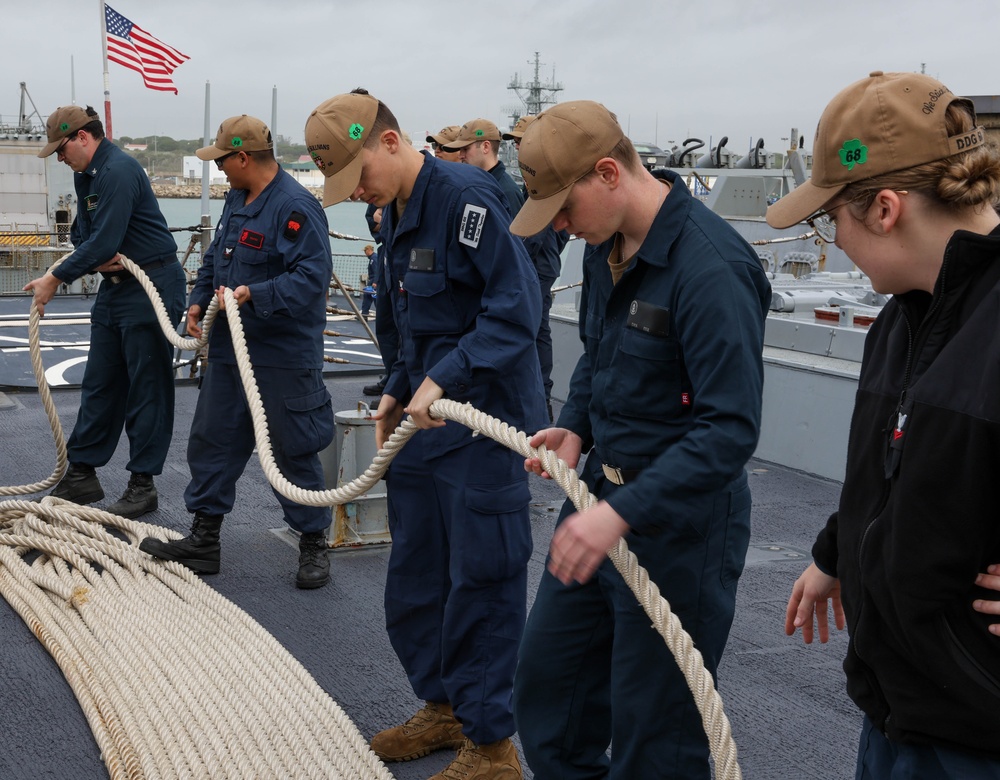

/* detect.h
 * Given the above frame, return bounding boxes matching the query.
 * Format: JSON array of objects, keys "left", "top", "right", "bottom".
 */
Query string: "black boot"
[
  {"left": 50, "top": 463, "right": 105, "bottom": 505},
  {"left": 139, "top": 513, "right": 223, "bottom": 574},
  {"left": 106, "top": 473, "right": 158, "bottom": 519},
  {"left": 296, "top": 531, "right": 330, "bottom": 589}
]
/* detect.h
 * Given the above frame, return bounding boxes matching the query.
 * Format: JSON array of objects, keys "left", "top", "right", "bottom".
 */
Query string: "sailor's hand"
[
  {"left": 404, "top": 377, "right": 446, "bottom": 430},
  {"left": 525, "top": 427, "right": 583, "bottom": 479},
  {"left": 372, "top": 394, "right": 404, "bottom": 449},
  {"left": 974, "top": 564, "right": 1000, "bottom": 636},
  {"left": 785, "top": 563, "right": 844, "bottom": 644},
  {"left": 94, "top": 254, "right": 124, "bottom": 272},
  {"left": 216, "top": 285, "right": 251, "bottom": 310},
  {"left": 23, "top": 272, "right": 61, "bottom": 317},
  {"left": 186, "top": 304, "right": 204, "bottom": 339},
  {"left": 548, "top": 500, "right": 629, "bottom": 585}
]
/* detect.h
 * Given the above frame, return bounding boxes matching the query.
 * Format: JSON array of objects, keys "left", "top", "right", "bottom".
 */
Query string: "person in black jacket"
[{"left": 773, "top": 71, "right": 1000, "bottom": 776}]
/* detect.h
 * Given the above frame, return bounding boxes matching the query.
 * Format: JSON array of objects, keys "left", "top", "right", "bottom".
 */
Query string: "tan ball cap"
[
  {"left": 426, "top": 125, "right": 461, "bottom": 146},
  {"left": 510, "top": 101, "right": 624, "bottom": 237},
  {"left": 39, "top": 106, "right": 92, "bottom": 158},
  {"left": 443, "top": 119, "right": 502, "bottom": 150},
  {"left": 502, "top": 115, "right": 536, "bottom": 141},
  {"left": 196, "top": 115, "right": 273, "bottom": 161},
  {"left": 305, "top": 93, "right": 379, "bottom": 207},
  {"left": 766, "top": 71, "right": 983, "bottom": 229}
]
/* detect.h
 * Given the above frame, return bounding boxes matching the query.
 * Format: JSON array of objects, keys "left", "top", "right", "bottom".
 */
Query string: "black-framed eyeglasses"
[
  {"left": 806, "top": 190, "right": 908, "bottom": 244},
  {"left": 56, "top": 132, "right": 78, "bottom": 158},
  {"left": 215, "top": 151, "right": 240, "bottom": 170}
]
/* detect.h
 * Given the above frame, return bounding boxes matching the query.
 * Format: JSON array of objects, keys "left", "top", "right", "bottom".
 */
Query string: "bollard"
[{"left": 318, "top": 402, "right": 391, "bottom": 549}]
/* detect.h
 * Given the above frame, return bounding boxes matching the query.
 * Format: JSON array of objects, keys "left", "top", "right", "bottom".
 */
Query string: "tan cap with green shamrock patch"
[
  {"left": 767, "top": 71, "right": 983, "bottom": 229},
  {"left": 196, "top": 115, "right": 273, "bottom": 161}
]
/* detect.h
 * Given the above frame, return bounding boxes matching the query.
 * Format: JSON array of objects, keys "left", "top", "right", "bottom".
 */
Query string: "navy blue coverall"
[
  {"left": 184, "top": 168, "right": 334, "bottom": 534},
  {"left": 521, "top": 223, "right": 567, "bottom": 409},
  {"left": 52, "top": 138, "right": 184, "bottom": 475},
  {"left": 381, "top": 151, "right": 546, "bottom": 745},
  {"left": 513, "top": 171, "right": 771, "bottom": 779}
]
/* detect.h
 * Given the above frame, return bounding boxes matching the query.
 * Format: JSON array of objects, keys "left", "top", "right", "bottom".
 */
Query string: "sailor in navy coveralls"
[
  {"left": 140, "top": 116, "right": 335, "bottom": 590},
  {"left": 27, "top": 105, "right": 185, "bottom": 519},
  {"left": 306, "top": 91, "right": 545, "bottom": 778},
  {"left": 512, "top": 101, "right": 770, "bottom": 780}
]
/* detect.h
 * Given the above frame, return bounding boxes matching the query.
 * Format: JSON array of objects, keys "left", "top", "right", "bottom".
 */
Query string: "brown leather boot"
[
  {"left": 370, "top": 701, "right": 464, "bottom": 762},
  {"left": 429, "top": 737, "right": 522, "bottom": 780}
]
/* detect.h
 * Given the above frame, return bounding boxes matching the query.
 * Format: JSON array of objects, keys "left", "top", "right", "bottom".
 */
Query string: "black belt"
[
  {"left": 102, "top": 257, "right": 177, "bottom": 284},
  {"left": 601, "top": 463, "right": 643, "bottom": 485}
]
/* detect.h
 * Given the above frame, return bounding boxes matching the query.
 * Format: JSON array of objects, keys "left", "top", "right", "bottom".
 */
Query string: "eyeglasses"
[
  {"left": 56, "top": 132, "right": 78, "bottom": 158},
  {"left": 806, "top": 205, "right": 841, "bottom": 243},
  {"left": 215, "top": 151, "right": 241, "bottom": 169},
  {"left": 806, "top": 190, "right": 908, "bottom": 244}
]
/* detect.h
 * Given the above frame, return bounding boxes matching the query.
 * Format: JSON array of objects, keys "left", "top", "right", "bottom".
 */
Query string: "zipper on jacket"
[
  {"left": 856, "top": 246, "right": 956, "bottom": 735},
  {"left": 882, "top": 246, "right": 953, "bottom": 479}
]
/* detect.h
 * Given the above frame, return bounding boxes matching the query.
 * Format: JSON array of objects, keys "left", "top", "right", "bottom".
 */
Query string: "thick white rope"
[
  {"left": 4, "top": 255, "right": 741, "bottom": 779},
  {"left": 0, "top": 497, "right": 395, "bottom": 780}
]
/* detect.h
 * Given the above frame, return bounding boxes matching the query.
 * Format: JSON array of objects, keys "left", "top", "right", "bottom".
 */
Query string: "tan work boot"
[
  {"left": 429, "top": 737, "right": 523, "bottom": 780},
  {"left": 370, "top": 701, "right": 464, "bottom": 762}
]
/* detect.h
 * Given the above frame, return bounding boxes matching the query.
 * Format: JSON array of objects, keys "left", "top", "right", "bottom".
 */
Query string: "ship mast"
[{"left": 505, "top": 52, "right": 563, "bottom": 128}]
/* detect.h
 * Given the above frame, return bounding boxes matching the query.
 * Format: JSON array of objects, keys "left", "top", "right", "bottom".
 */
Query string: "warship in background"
[{"left": 0, "top": 83, "right": 86, "bottom": 295}]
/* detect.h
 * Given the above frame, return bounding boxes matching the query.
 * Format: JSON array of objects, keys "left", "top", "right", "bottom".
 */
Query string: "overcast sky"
[{"left": 7, "top": 0, "right": 999, "bottom": 159}]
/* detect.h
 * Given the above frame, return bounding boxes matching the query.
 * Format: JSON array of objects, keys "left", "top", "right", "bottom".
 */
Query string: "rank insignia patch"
[{"left": 459, "top": 204, "right": 487, "bottom": 248}]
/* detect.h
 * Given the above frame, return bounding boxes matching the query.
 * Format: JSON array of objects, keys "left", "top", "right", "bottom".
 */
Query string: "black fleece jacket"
[{"left": 813, "top": 226, "right": 1000, "bottom": 756}]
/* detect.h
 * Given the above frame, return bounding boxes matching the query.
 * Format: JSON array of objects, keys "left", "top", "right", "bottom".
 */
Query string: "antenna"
[{"left": 507, "top": 51, "right": 563, "bottom": 118}]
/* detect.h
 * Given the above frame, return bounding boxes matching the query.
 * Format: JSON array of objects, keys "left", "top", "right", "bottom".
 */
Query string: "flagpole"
[
  {"left": 99, "top": 0, "right": 113, "bottom": 140},
  {"left": 271, "top": 85, "right": 278, "bottom": 153},
  {"left": 201, "top": 80, "right": 212, "bottom": 257}
]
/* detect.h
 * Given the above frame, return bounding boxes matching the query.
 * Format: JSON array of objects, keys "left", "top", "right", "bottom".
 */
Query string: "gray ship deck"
[{"left": 0, "top": 297, "right": 860, "bottom": 779}]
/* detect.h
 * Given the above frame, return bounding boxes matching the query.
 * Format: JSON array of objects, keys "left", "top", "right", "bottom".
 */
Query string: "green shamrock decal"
[
  {"left": 59, "top": 122, "right": 69, "bottom": 131},
  {"left": 349, "top": 123, "right": 364, "bottom": 140},
  {"left": 475, "top": 129, "right": 484, "bottom": 137},
  {"left": 232, "top": 137, "right": 243, "bottom": 147},
  {"left": 839, "top": 139, "right": 867, "bottom": 171}
]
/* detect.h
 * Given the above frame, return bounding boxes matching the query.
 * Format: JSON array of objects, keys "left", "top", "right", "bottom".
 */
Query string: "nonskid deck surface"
[
  {"left": 0, "top": 376, "right": 859, "bottom": 779},
  {"left": 0, "top": 292, "right": 382, "bottom": 389}
]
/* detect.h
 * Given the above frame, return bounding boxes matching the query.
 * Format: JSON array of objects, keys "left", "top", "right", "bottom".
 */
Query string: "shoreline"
[{"left": 151, "top": 183, "right": 324, "bottom": 200}]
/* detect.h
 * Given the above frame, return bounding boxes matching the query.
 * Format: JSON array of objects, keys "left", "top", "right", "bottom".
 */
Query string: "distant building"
[
  {"left": 181, "top": 155, "right": 229, "bottom": 184},
  {"left": 969, "top": 95, "right": 1000, "bottom": 148},
  {"left": 282, "top": 160, "right": 324, "bottom": 188},
  {"left": 124, "top": 143, "right": 148, "bottom": 151}
]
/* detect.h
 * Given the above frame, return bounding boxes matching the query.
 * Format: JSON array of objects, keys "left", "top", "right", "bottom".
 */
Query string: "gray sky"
[{"left": 7, "top": 0, "right": 999, "bottom": 159}]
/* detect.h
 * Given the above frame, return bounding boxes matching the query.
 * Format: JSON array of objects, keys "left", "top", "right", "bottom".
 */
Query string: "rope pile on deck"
[{"left": 0, "top": 255, "right": 742, "bottom": 780}]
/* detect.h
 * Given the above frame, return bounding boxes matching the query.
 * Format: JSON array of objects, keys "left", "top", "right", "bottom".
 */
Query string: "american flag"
[{"left": 104, "top": 5, "right": 189, "bottom": 94}]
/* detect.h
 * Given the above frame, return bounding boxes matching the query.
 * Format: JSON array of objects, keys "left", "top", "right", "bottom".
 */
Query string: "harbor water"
[
  {"left": 156, "top": 196, "right": 374, "bottom": 290},
  {"left": 155, "top": 197, "right": 374, "bottom": 256}
]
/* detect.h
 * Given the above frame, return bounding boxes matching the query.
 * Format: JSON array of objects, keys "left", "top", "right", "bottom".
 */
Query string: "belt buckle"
[{"left": 602, "top": 463, "right": 625, "bottom": 485}]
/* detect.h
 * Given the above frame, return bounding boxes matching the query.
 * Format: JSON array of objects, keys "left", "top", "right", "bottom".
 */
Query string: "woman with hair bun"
[{"left": 772, "top": 71, "right": 1000, "bottom": 777}]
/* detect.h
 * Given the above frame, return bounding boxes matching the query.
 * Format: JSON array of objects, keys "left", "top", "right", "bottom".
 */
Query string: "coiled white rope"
[
  {"left": 0, "top": 497, "right": 395, "bottom": 780},
  {"left": 4, "top": 255, "right": 741, "bottom": 779}
]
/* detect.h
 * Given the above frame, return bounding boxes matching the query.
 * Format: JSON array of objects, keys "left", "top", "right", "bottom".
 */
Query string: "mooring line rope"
[
  {"left": 3, "top": 255, "right": 741, "bottom": 779},
  {"left": 0, "top": 496, "right": 395, "bottom": 780}
]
